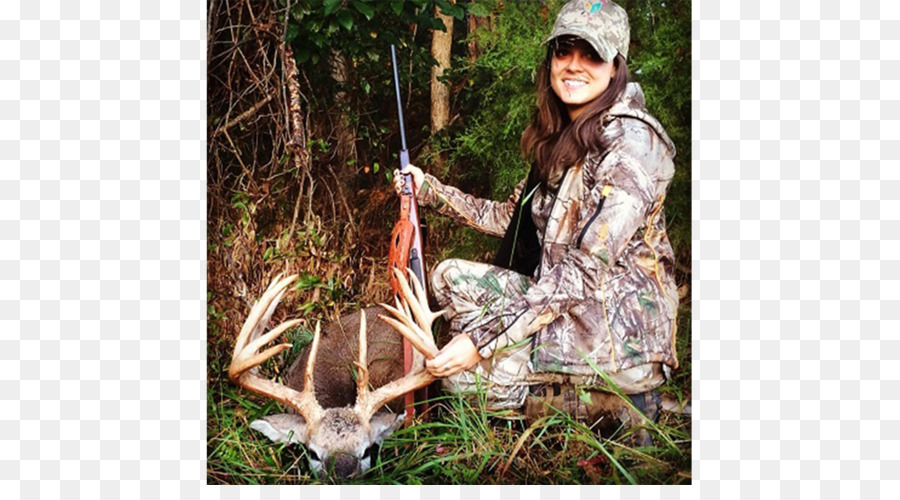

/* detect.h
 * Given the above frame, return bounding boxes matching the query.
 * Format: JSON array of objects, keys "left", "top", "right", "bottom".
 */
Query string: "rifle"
[{"left": 388, "top": 44, "right": 428, "bottom": 420}]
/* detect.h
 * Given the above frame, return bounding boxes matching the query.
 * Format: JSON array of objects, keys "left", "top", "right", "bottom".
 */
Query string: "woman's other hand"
[
  {"left": 425, "top": 334, "right": 482, "bottom": 377},
  {"left": 393, "top": 164, "right": 425, "bottom": 195}
]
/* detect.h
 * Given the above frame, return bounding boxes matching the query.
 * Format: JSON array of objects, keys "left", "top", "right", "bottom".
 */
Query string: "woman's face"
[{"left": 550, "top": 37, "right": 616, "bottom": 120}]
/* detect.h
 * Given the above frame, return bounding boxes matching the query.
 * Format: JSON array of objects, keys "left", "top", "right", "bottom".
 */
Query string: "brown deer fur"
[{"left": 283, "top": 307, "right": 406, "bottom": 412}]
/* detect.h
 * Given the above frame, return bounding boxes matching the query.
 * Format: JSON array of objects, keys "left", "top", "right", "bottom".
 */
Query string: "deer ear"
[
  {"left": 368, "top": 412, "right": 404, "bottom": 443},
  {"left": 250, "top": 414, "right": 310, "bottom": 444}
]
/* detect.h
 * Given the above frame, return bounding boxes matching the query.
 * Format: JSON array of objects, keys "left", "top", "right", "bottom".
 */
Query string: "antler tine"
[
  {"left": 249, "top": 274, "right": 289, "bottom": 344},
  {"left": 358, "top": 370, "right": 434, "bottom": 421},
  {"left": 303, "top": 322, "right": 322, "bottom": 396},
  {"left": 377, "top": 302, "right": 438, "bottom": 358},
  {"left": 391, "top": 268, "right": 428, "bottom": 331},
  {"left": 377, "top": 312, "right": 437, "bottom": 359},
  {"left": 230, "top": 318, "right": 303, "bottom": 378},
  {"left": 230, "top": 274, "right": 298, "bottom": 378},
  {"left": 229, "top": 275, "right": 325, "bottom": 425},
  {"left": 231, "top": 343, "right": 295, "bottom": 380},
  {"left": 406, "top": 267, "right": 446, "bottom": 326},
  {"left": 394, "top": 294, "right": 405, "bottom": 320},
  {"left": 392, "top": 268, "right": 446, "bottom": 332},
  {"left": 355, "top": 311, "right": 370, "bottom": 398},
  {"left": 380, "top": 299, "right": 420, "bottom": 337},
  {"left": 243, "top": 316, "right": 301, "bottom": 363},
  {"left": 401, "top": 296, "right": 415, "bottom": 328},
  {"left": 232, "top": 274, "right": 298, "bottom": 362}
]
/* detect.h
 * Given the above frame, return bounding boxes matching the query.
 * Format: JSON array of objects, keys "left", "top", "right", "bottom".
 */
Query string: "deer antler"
[
  {"left": 229, "top": 273, "right": 325, "bottom": 425},
  {"left": 354, "top": 268, "right": 445, "bottom": 420},
  {"left": 354, "top": 310, "right": 371, "bottom": 398},
  {"left": 378, "top": 268, "right": 441, "bottom": 359}
]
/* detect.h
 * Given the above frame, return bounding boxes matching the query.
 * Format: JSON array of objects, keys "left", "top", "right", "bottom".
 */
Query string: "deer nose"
[{"left": 329, "top": 454, "right": 360, "bottom": 479}]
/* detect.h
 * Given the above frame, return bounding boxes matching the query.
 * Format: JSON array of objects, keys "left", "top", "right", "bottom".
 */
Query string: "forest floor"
[{"left": 206, "top": 179, "right": 692, "bottom": 485}]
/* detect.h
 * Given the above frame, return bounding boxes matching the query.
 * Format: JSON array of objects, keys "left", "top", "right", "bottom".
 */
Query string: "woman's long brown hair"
[{"left": 520, "top": 44, "right": 630, "bottom": 187}]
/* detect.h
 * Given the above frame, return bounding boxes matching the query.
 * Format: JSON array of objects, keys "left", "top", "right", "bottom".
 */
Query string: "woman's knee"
[
  {"left": 430, "top": 259, "right": 466, "bottom": 305},
  {"left": 431, "top": 259, "right": 459, "bottom": 289}
]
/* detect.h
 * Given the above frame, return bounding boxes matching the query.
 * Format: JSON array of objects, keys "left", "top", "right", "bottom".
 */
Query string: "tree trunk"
[
  {"left": 283, "top": 44, "right": 312, "bottom": 245},
  {"left": 467, "top": 1, "right": 490, "bottom": 63},
  {"left": 329, "top": 49, "right": 357, "bottom": 177},
  {"left": 430, "top": 2, "right": 454, "bottom": 172}
]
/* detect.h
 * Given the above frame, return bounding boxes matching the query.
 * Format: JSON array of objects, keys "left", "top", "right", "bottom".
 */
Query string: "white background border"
[{"left": 0, "top": 0, "right": 896, "bottom": 498}]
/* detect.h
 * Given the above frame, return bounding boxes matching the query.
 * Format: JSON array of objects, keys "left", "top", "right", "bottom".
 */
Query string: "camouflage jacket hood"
[
  {"left": 419, "top": 82, "right": 679, "bottom": 377},
  {"left": 605, "top": 83, "right": 675, "bottom": 155}
]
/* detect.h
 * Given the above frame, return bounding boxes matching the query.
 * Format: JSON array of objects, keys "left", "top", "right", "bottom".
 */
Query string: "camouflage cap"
[{"left": 545, "top": 0, "right": 630, "bottom": 61}]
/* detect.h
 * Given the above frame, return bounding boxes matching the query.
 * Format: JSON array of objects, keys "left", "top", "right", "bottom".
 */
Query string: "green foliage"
[
  {"left": 447, "top": 0, "right": 562, "bottom": 199},
  {"left": 283, "top": 0, "right": 442, "bottom": 62},
  {"left": 279, "top": 0, "right": 458, "bottom": 185},
  {"left": 287, "top": 326, "right": 314, "bottom": 360},
  {"left": 467, "top": 0, "right": 494, "bottom": 18},
  {"left": 230, "top": 191, "right": 255, "bottom": 232}
]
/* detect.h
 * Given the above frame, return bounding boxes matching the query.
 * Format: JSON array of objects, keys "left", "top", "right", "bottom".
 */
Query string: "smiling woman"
[
  {"left": 550, "top": 36, "right": 617, "bottom": 119},
  {"left": 392, "top": 0, "right": 681, "bottom": 434}
]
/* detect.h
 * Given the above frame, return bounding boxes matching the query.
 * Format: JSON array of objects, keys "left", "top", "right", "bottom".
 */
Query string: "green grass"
[{"left": 207, "top": 348, "right": 692, "bottom": 485}]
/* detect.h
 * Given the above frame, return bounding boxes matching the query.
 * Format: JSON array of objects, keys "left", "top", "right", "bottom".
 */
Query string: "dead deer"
[
  {"left": 230, "top": 270, "right": 688, "bottom": 479},
  {"left": 228, "top": 270, "right": 441, "bottom": 480}
]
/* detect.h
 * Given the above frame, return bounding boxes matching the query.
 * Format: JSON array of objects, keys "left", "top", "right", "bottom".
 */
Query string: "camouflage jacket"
[{"left": 418, "top": 83, "right": 679, "bottom": 376}]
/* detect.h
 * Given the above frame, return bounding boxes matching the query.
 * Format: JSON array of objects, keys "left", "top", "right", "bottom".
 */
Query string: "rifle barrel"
[{"left": 390, "top": 44, "right": 408, "bottom": 152}]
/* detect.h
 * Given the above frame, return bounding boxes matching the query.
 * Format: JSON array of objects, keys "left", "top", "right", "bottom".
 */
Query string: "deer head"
[{"left": 228, "top": 270, "right": 442, "bottom": 480}]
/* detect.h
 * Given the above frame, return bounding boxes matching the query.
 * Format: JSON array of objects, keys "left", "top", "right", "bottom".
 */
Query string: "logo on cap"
[{"left": 583, "top": 1, "right": 604, "bottom": 16}]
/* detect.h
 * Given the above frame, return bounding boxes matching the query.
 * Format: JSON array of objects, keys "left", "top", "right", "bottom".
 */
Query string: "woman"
[{"left": 394, "top": 0, "right": 678, "bottom": 419}]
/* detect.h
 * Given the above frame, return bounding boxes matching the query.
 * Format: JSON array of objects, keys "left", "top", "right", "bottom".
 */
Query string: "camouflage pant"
[{"left": 430, "top": 258, "right": 665, "bottom": 410}]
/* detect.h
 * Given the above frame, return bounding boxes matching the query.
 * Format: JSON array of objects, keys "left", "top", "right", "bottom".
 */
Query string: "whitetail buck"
[
  {"left": 229, "top": 270, "right": 690, "bottom": 480},
  {"left": 228, "top": 270, "right": 441, "bottom": 480}
]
